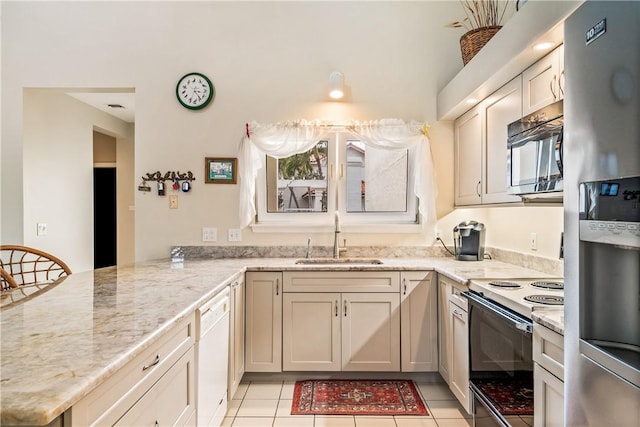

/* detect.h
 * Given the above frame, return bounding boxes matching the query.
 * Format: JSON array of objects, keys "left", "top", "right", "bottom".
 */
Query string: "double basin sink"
[{"left": 294, "top": 257, "right": 383, "bottom": 265}]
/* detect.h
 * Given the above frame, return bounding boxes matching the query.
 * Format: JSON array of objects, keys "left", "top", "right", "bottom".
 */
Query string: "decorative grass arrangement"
[
  {"left": 446, "top": 0, "right": 510, "bottom": 31},
  {"left": 446, "top": 1, "right": 511, "bottom": 65}
]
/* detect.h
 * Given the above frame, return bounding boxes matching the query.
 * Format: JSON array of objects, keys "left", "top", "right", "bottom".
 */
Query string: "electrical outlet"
[
  {"left": 169, "top": 195, "right": 178, "bottom": 209},
  {"left": 435, "top": 229, "right": 442, "bottom": 240},
  {"left": 37, "top": 223, "right": 47, "bottom": 236},
  {"left": 228, "top": 228, "right": 241, "bottom": 242},
  {"left": 530, "top": 232, "right": 537, "bottom": 251},
  {"left": 202, "top": 227, "right": 217, "bottom": 242}
]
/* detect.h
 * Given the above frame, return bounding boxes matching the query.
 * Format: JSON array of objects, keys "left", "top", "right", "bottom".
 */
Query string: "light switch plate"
[
  {"left": 169, "top": 195, "right": 178, "bottom": 209},
  {"left": 37, "top": 223, "right": 47, "bottom": 236}
]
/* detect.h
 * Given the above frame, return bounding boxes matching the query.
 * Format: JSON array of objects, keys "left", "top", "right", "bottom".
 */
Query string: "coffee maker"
[{"left": 453, "top": 221, "right": 486, "bottom": 261}]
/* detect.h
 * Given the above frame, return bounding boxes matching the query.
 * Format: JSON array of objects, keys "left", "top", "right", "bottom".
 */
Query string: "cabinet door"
[
  {"left": 482, "top": 76, "right": 523, "bottom": 204},
  {"left": 342, "top": 293, "right": 400, "bottom": 371},
  {"left": 245, "top": 272, "right": 282, "bottom": 372},
  {"left": 400, "top": 271, "right": 438, "bottom": 372},
  {"left": 438, "top": 276, "right": 453, "bottom": 383},
  {"left": 534, "top": 364, "right": 564, "bottom": 427},
  {"left": 449, "top": 300, "right": 471, "bottom": 414},
  {"left": 283, "top": 292, "right": 341, "bottom": 371},
  {"left": 228, "top": 278, "right": 245, "bottom": 400},
  {"left": 115, "top": 346, "right": 196, "bottom": 427},
  {"left": 522, "top": 47, "right": 561, "bottom": 115},
  {"left": 454, "top": 105, "right": 483, "bottom": 206}
]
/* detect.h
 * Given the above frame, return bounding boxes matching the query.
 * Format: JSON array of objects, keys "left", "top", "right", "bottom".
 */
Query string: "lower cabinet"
[
  {"left": 283, "top": 292, "right": 400, "bottom": 371},
  {"left": 71, "top": 314, "right": 196, "bottom": 426},
  {"left": 533, "top": 323, "right": 564, "bottom": 427},
  {"left": 245, "top": 271, "right": 283, "bottom": 372},
  {"left": 448, "top": 297, "right": 471, "bottom": 414},
  {"left": 115, "top": 347, "right": 196, "bottom": 426},
  {"left": 437, "top": 274, "right": 471, "bottom": 414},
  {"left": 228, "top": 277, "right": 245, "bottom": 399},
  {"left": 400, "top": 271, "right": 438, "bottom": 372}
]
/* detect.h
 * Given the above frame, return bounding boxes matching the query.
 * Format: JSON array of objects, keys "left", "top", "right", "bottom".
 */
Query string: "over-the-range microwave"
[{"left": 507, "top": 100, "right": 563, "bottom": 200}]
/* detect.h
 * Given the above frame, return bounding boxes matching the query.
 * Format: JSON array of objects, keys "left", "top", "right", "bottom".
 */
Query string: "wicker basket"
[{"left": 460, "top": 26, "right": 502, "bottom": 65}]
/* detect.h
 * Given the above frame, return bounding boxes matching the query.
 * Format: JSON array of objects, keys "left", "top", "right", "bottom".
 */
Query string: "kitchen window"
[
  {"left": 257, "top": 135, "right": 418, "bottom": 229},
  {"left": 238, "top": 119, "right": 437, "bottom": 233}
]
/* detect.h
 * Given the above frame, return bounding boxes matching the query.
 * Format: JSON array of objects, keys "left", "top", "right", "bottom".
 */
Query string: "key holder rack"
[{"left": 138, "top": 170, "right": 196, "bottom": 195}]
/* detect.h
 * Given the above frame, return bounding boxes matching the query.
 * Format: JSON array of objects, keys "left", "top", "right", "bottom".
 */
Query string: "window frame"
[{"left": 252, "top": 132, "right": 421, "bottom": 233}]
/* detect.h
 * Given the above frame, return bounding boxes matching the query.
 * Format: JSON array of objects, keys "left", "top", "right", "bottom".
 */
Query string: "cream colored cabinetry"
[
  {"left": 448, "top": 297, "right": 471, "bottom": 414},
  {"left": 533, "top": 323, "right": 564, "bottom": 427},
  {"left": 482, "top": 76, "right": 523, "bottom": 204},
  {"left": 228, "top": 278, "right": 245, "bottom": 399},
  {"left": 71, "top": 314, "right": 196, "bottom": 426},
  {"left": 115, "top": 347, "right": 195, "bottom": 426},
  {"left": 454, "top": 105, "right": 483, "bottom": 206},
  {"left": 282, "top": 271, "right": 400, "bottom": 372},
  {"left": 245, "top": 271, "right": 282, "bottom": 372},
  {"left": 523, "top": 45, "right": 564, "bottom": 115},
  {"left": 454, "top": 76, "right": 522, "bottom": 206},
  {"left": 400, "top": 271, "right": 438, "bottom": 372},
  {"left": 438, "top": 275, "right": 453, "bottom": 383},
  {"left": 437, "top": 274, "right": 471, "bottom": 414}
]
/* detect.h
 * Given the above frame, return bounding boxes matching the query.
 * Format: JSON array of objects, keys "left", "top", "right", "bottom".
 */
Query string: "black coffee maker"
[{"left": 453, "top": 221, "right": 486, "bottom": 261}]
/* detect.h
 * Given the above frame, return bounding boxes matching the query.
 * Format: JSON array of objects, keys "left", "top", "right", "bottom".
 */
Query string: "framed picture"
[{"left": 205, "top": 157, "right": 237, "bottom": 184}]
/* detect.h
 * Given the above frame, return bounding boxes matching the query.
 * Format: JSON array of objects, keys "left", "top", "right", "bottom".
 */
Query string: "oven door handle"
[{"left": 463, "top": 291, "right": 533, "bottom": 334}]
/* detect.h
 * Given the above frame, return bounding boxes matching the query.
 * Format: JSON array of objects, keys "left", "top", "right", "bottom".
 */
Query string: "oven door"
[
  {"left": 508, "top": 118, "right": 563, "bottom": 196},
  {"left": 465, "top": 291, "right": 534, "bottom": 427}
]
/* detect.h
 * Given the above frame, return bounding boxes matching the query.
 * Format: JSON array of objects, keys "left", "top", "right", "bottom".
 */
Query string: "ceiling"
[{"left": 66, "top": 92, "right": 135, "bottom": 123}]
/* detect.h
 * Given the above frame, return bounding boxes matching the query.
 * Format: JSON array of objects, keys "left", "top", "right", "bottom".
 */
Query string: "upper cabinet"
[
  {"left": 523, "top": 45, "right": 564, "bottom": 115},
  {"left": 454, "top": 76, "right": 523, "bottom": 206},
  {"left": 437, "top": 1, "right": 579, "bottom": 121},
  {"left": 454, "top": 43, "right": 567, "bottom": 207}
]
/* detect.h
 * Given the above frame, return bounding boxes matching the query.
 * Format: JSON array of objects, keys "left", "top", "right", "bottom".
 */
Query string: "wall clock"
[{"left": 176, "top": 72, "right": 214, "bottom": 110}]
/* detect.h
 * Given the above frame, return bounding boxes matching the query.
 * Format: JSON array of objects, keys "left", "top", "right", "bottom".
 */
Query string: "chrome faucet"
[
  {"left": 306, "top": 237, "right": 312, "bottom": 259},
  {"left": 333, "top": 211, "right": 347, "bottom": 259}
]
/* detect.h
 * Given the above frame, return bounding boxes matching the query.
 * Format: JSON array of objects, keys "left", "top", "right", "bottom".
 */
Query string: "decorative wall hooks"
[{"left": 138, "top": 171, "right": 196, "bottom": 195}]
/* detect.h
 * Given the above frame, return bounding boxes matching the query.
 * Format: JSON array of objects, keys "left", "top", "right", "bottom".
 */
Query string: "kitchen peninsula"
[{"left": 0, "top": 256, "right": 558, "bottom": 426}]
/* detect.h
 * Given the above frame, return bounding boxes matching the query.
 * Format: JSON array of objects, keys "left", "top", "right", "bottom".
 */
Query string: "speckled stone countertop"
[
  {"left": 0, "top": 256, "right": 553, "bottom": 425},
  {"left": 532, "top": 309, "right": 565, "bottom": 335}
]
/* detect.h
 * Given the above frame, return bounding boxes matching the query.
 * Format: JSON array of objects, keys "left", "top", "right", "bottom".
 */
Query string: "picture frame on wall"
[{"left": 205, "top": 157, "right": 237, "bottom": 184}]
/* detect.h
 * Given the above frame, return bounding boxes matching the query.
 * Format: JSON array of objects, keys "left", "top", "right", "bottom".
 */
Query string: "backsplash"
[{"left": 174, "top": 245, "right": 563, "bottom": 276}]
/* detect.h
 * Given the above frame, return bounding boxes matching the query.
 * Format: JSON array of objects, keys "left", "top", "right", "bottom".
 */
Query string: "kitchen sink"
[{"left": 294, "top": 257, "right": 383, "bottom": 265}]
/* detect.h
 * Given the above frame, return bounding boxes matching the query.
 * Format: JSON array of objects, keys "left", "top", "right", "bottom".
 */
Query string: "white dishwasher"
[{"left": 196, "top": 287, "right": 230, "bottom": 427}]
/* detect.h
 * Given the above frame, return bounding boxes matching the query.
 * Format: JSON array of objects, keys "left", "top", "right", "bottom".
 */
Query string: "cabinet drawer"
[
  {"left": 533, "top": 322, "right": 564, "bottom": 381},
  {"left": 72, "top": 313, "right": 195, "bottom": 426},
  {"left": 283, "top": 271, "right": 400, "bottom": 293},
  {"left": 114, "top": 346, "right": 195, "bottom": 426}
]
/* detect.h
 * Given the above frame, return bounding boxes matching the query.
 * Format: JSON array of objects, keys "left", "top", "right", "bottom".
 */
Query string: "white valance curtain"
[{"left": 238, "top": 118, "right": 437, "bottom": 232}]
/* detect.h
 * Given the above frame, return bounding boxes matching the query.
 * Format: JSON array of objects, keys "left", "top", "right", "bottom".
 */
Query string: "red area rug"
[
  {"left": 291, "top": 379, "right": 428, "bottom": 416},
  {"left": 473, "top": 378, "right": 534, "bottom": 415}
]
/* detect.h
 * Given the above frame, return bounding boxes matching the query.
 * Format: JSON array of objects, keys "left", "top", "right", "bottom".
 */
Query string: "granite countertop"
[
  {"left": 532, "top": 309, "right": 565, "bottom": 335},
  {"left": 0, "top": 256, "right": 554, "bottom": 425}
]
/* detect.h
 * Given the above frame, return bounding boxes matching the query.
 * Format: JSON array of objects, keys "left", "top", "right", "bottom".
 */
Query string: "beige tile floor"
[{"left": 222, "top": 380, "right": 471, "bottom": 427}]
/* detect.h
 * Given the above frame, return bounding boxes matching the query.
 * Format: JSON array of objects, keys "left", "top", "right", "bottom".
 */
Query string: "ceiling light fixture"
[
  {"left": 534, "top": 41, "right": 555, "bottom": 51},
  {"left": 466, "top": 98, "right": 479, "bottom": 104},
  {"left": 329, "top": 71, "right": 344, "bottom": 100}
]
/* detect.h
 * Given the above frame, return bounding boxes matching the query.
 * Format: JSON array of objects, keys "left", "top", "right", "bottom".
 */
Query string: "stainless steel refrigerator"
[{"left": 564, "top": 1, "right": 640, "bottom": 426}]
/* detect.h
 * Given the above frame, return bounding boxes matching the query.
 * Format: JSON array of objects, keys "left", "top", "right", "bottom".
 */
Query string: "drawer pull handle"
[
  {"left": 143, "top": 355, "right": 160, "bottom": 371},
  {"left": 276, "top": 279, "right": 280, "bottom": 296},
  {"left": 403, "top": 278, "right": 407, "bottom": 295},
  {"left": 335, "top": 300, "right": 339, "bottom": 317},
  {"left": 344, "top": 300, "right": 348, "bottom": 317}
]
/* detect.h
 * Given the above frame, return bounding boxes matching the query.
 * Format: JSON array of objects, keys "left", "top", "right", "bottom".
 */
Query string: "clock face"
[{"left": 176, "top": 72, "right": 214, "bottom": 110}]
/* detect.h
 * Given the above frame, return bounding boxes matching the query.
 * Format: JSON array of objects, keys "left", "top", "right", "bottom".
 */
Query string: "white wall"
[
  {"left": 22, "top": 90, "right": 133, "bottom": 272},
  {"left": 2, "top": 1, "right": 562, "bottom": 268}
]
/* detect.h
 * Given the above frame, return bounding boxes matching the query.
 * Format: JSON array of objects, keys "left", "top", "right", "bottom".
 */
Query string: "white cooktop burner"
[{"left": 469, "top": 278, "right": 564, "bottom": 318}]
